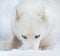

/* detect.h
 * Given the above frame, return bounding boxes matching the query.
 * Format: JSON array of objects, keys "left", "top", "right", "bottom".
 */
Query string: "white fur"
[{"left": 5, "top": 0, "right": 54, "bottom": 50}]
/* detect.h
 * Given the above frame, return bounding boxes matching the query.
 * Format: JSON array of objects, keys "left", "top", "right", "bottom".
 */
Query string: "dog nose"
[
  {"left": 27, "top": 45, "right": 33, "bottom": 49},
  {"left": 28, "top": 46, "right": 33, "bottom": 49}
]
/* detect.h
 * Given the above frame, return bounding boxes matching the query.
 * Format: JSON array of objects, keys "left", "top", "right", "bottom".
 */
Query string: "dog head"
[{"left": 11, "top": 6, "right": 51, "bottom": 49}]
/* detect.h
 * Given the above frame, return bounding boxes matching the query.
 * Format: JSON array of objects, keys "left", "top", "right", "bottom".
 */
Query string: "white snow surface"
[
  {"left": 0, "top": 48, "right": 60, "bottom": 56},
  {"left": 0, "top": 0, "right": 60, "bottom": 56}
]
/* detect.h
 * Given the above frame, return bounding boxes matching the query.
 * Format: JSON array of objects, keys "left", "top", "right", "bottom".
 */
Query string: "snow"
[
  {"left": 0, "top": 0, "right": 60, "bottom": 56},
  {"left": 0, "top": 48, "right": 60, "bottom": 56}
]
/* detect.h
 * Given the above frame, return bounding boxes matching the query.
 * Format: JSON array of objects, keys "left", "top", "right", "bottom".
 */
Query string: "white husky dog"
[{"left": 5, "top": 0, "right": 54, "bottom": 50}]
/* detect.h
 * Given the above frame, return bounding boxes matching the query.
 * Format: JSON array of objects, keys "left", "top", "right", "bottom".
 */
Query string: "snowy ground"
[
  {"left": 0, "top": 0, "right": 60, "bottom": 56},
  {"left": 0, "top": 49, "right": 60, "bottom": 56}
]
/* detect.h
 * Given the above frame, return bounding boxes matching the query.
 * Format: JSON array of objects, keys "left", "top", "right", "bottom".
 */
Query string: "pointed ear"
[
  {"left": 16, "top": 9, "right": 20, "bottom": 21},
  {"left": 42, "top": 13, "right": 47, "bottom": 22},
  {"left": 16, "top": 8, "right": 24, "bottom": 21},
  {"left": 38, "top": 10, "right": 47, "bottom": 22}
]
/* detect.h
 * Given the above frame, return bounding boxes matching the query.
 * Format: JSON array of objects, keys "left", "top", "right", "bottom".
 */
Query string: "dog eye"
[
  {"left": 22, "top": 35, "right": 27, "bottom": 39},
  {"left": 35, "top": 35, "right": 40, "bottom": 39}
]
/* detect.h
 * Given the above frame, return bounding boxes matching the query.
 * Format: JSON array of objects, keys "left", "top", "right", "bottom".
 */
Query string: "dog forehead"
[{"left": 20, "top": 25, "right": 41, "bottom": 36}]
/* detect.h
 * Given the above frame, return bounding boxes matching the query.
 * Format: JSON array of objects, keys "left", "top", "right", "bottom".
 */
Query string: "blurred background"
[{"left": 0, "top": 0, "right": 60, "bottom": 50}]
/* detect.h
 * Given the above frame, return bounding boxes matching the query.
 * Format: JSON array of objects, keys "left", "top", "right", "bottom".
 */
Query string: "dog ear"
[
  {"left": 41, "top": 13, "right": 47, "bottom": 22},
  {"left": 16, "top": 8, "right": 23, "bottom": 21},
  {"left": 38, "top": 10, "right": 47, "bottom": 22},
  {"left": 16, "top": 9, "right": 20, "bottom": 21}
]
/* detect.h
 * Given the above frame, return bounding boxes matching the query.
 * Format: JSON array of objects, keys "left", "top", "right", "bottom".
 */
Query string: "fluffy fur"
[{"left": 5, "top": 0, "right": 54, "bottom": 50}]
